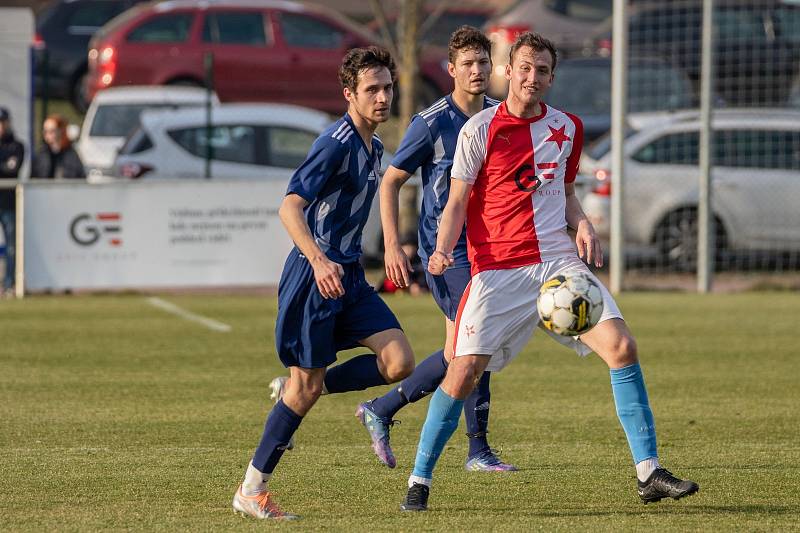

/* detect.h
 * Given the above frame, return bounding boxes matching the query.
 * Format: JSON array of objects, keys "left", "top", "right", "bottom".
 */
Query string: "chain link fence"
[{"left": 577, "top": 0, "right": 800, "bottom": 290}]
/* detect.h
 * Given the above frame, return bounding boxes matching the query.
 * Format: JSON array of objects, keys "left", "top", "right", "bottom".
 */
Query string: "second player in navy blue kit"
[
  {"left": 354, "top": 27, "right": 518, "bottom": 472},
  {"left": 232, "top": 46, "right": 415, "bottom": 520}
]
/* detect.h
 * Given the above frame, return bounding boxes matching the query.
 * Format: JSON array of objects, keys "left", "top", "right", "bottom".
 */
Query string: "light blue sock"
[
  {"left": 610, "top": 362, "right": 658, "bottom": 463},
  {"left": 411, "top": 387, "right": 464, "bottom": 480}
]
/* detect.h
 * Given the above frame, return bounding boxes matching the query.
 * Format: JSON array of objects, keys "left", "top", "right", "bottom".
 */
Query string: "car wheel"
[
  {"left": 654, "top": 208, "right": 727, "bottom": 272},
  {"left": 70, "top": 71, "right": 89, "bottom": 113}
]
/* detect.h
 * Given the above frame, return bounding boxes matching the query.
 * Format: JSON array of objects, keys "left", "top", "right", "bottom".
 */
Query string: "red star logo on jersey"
[
  {"left": 464, "top": 325, "right": 475, "bottom": 338},
  {"left": 546, "top": 125, "right": 571, "bottom": 150}
]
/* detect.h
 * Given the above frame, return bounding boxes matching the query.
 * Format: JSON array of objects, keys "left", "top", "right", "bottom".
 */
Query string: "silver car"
[
  {"left": 113, "top": 102, "right": 410, "bottom": 260},
  {"left": 579, "top": 109, "right": 800, "bottom": 269}
]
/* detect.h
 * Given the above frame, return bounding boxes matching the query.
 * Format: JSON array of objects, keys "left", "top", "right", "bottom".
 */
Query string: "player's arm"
[
  {"left": 562, "top": 112, "right": 601, "bottom": 267},
  {"left": 429, "top": 178, "right": 472, "bottom": 275},
  {"left": 279, "top": 194, "right": 344, "bottom": 299},
  {"left": 382, "top": 116, "right": 434, "bottom": 287},
  {"left": 565, "top": 183, "right": 602, "bottom": 267},
  {"left": 282, "top": 136, "right": 347, "bottom": 299},
  {"left": 380, "top": 165, "right": 414, "bottom": 287}
]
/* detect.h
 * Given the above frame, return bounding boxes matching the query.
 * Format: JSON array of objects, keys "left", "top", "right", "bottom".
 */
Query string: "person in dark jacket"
[
  {"left": 32, "top": 114, "right": 85, "bottom": 179},
  {"left": 0, "top": 106, "right": 25, "bottom": 294}
]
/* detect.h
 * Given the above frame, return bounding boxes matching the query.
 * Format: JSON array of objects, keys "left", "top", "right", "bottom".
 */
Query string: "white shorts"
[{"left": 453, "top": 255, "right": 623, "bottom": 372}]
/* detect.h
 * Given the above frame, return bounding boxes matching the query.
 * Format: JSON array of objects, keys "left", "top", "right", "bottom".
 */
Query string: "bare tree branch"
[
  {"left": 418, "top": 0, "right": 453, "bottom": 41},
  {"left": 368, "top": 0, "right": 400, "bottom": 59}
]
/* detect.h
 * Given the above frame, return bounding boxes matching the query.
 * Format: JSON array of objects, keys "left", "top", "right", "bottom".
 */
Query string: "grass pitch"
[{"left": 1, "top": 292, "right": 799, "bottom": 531}]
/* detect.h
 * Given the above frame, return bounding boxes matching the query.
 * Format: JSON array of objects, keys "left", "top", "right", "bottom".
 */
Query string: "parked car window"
[
  {"left": 543, "top": 0, "right": 611, "bottom": 22},
  {"left": 547, "top": 62, "right": 693, "bottom": 116},
  {"left": 715, "top": 9, "right": 765, "bottom": 42},
  {"left": 202, "top": 12, "right": 267, "bottom": 45},
  {"left": 67, "top": 1, "right": 125, "bottom": 29},
  {"left": 90, "top": 104, "right": 183, "bottom": 137},
  {"left": 775, "top": 5, "right": 800, "bottom": 44},
  {"left": 119, "top": 127, "right": 153, "bottom": 155},
  {"left": 168, "top": 125, "right": 257, "bottom": 165},
  {"left": 127, "top": 13, "right": 194, "bottom": 43},
  {"left": 267, "top": 127, "right": 318, "bottom": 168},
  {"left": 632, "top": 131, "right": 699, "bottom": 165},
  {"left": 278, "top": 13, "right": 343, "bottom": 48},
  {"left": 715, "top": 130, "right": 800, "bottom": 170}
]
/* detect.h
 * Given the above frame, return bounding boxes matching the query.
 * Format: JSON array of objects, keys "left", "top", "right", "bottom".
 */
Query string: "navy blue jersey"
[
  {"left": 287, "top": 114, "right": 383, "bottom": 264},
  {"left": 391, "top": 94, "right": 500, "bottom": 268}
]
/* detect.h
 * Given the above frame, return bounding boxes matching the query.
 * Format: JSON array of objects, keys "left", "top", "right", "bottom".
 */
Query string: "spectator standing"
[
  {"left": 33, "top": 114, "right": 85, "bottom": 179},
  {"left": 0, "top": 106, "right": 25, "bottom": 295}
]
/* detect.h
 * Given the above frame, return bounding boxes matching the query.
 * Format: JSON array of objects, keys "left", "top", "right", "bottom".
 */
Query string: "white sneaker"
[
  {"left": 232, "top": 485, "right": 299, "bottom": 520},
  {"left": 269, "top": 376, "right": 294, "bottom": 450}
]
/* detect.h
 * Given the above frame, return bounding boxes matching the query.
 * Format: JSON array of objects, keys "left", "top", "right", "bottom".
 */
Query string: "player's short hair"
[
  {"left": 448, "top": 25, "right": 492, "bottom": 64},
  {"left": 509, "top": 32, "right": 558, "bottom": 72},
  {"left": 339, "top": 46, "right": 397, "bottom": 91}
]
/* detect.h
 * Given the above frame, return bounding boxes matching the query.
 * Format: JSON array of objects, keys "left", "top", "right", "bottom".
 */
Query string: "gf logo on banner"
[{"left": 69, "top": 212, "right": 123, "bottom": 247}]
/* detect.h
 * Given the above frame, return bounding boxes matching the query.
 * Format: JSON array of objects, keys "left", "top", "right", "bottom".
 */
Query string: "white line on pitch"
[{"left": 146, "top": 297, "right": 232, "bottom": 333}]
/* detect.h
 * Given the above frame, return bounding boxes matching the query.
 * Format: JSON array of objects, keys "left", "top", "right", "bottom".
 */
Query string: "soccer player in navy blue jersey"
[
  {"left": 232, "top": 46, "right": 415, "bottom": 520},
  {"left": 352, "top": 27, "right": 518, "bottom": 473}
]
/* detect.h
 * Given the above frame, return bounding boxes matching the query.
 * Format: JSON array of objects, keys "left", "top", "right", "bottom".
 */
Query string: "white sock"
[
  {"left": 636, "top": 457, "right": 661, "bottom": 482},
  {"left": 408, "top": 475, "right": 431, "bottom": 488},
  {"left": 242, "top": 462, "right": 271, "bottom": 496}
]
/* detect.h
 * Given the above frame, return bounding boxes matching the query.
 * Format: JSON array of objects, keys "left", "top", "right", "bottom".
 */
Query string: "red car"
[{"left": 87, "top": 0, "right": 451, "bottom": 115}]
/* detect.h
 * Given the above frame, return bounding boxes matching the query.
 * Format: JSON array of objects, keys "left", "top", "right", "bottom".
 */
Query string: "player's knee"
[
  {"left": 611, "top": 334, "right": 638, "bottom": 366},
  {"left": 383, "top": 351, "right": 414, "bottom": 382}
]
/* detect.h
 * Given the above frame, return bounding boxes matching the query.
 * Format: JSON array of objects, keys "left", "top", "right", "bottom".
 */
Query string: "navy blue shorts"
[
  {"left": 424, "top": 266, "right": 471, "bottom": 321},
  {"left": 275, "top": 249, "right": 402, "bottom": 369}
]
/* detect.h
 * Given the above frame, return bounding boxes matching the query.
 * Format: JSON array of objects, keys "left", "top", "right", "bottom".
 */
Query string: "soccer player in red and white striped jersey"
[{"left": 400, "top": 32, "right": 698, "bottom": 512}]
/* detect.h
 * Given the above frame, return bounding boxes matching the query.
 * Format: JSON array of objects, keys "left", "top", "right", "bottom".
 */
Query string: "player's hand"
[
  {"left": 575, "top": 219, "right": 603, "bottom": 268},
  {"left": 384, "top": 244, "right": 412, "bottom": 288},
  {"left": 311, "top": 256, "right": 345, "bottom": 299},
  {"left": 428, "top": 250, "right": 454, "bottom": 275}
]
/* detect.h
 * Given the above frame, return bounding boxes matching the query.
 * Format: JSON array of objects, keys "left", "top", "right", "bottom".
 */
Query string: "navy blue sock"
[
  {"left": 251, "top": 399, "right": 303, "bottom": 474},
  {"left": 369, "top": 350, "right": 447, "bottom": 419},
  {"left": 323, "top": 354, "right": 387, "bottom": 394},
  {"left": 465, "top": 371, "right": 492, "bottom": 458}
]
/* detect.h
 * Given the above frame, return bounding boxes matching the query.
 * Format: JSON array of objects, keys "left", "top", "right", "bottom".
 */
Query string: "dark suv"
[
  {"left": 34, "top": 0, "right": 146, "bottom": 112},
  {"left": 586, "top": 0, "right": 800, "bottom": 105}
]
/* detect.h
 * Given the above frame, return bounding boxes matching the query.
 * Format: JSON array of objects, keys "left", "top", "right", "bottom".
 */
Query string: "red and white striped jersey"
[{"left": 451, "top": 101, "right": 584, "bottom": 275}]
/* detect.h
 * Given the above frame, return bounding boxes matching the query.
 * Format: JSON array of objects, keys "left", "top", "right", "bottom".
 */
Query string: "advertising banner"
[{"left": 23, "top": 180, "right": 294, "bottom": 289}]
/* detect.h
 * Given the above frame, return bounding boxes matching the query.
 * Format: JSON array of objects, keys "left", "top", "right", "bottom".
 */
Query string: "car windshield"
[
  {"left": 89, "top": 103, "right": 201, "bottom": 137},
  {"left": 586, "top": 128, "right": 637, "bottom": 160},
  {"left": 547, "top": 62, "right": 694, "bottom": 115}
]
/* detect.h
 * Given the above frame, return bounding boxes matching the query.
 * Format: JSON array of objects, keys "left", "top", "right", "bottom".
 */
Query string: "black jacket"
[
  {"left": 32, "top": 144, "right": 85, "bottom": 180},
  {"left": 0, "top": 131, "right": 25, "bottom": 210}
]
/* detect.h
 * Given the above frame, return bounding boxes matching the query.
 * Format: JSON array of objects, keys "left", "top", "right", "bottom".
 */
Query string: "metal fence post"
[
  {"left": 610, "top": 0, "right": 628, "bottom": 294},
  {"left": 698, "top": 0, "right": 715, "bottom": 292},
  {"left": 204, "top": 52, "right": 214, "bottom": 180}
]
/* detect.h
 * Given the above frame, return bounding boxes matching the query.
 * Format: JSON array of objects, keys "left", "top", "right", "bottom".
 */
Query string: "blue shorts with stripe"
[
  {"left": 424, "top": 266, "right": 471, "bottom": 321},
  {"left": 275, "top": 248, "right": 402, "bottom": 369}
]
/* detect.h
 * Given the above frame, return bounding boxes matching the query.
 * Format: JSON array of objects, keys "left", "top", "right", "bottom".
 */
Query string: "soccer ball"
[{"left": 537, "top": 273, "right": 604, "bottom": 336}]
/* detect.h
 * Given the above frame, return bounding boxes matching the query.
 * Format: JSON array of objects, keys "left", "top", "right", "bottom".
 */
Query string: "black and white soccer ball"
[{"left": 537, "top": 273, "right": 604, "bottom": 336}]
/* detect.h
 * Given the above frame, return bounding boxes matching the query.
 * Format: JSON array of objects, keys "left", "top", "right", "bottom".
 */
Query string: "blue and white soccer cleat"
[
  {"left": 465, "top": 448, "right": 519, "bottom": 472},
  {"left": 355, "top": 401, "right": 397, "bottom": 468},
  {"left": 269, "top": 376, "right": 294, "bottom": 450}
]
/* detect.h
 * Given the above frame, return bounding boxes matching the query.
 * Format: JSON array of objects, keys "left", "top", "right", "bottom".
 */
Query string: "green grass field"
[{"left": 1, "top": 292, "right": 798, "bottom": 531}]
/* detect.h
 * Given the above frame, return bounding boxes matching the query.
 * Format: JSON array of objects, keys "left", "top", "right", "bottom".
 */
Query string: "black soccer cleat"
[
  {"left": 400, "top": 482, "right": 429, "bottom": 511},
  {"left": 638, "top": 468, "right": 699, "bottom": 504}
]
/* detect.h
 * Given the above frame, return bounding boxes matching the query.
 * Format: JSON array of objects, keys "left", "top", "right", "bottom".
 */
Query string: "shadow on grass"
[{"left": 436, "top": 503, "right": 799, "bottom": 517}]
